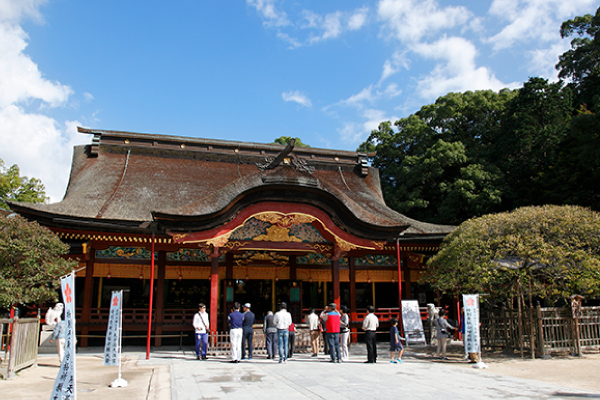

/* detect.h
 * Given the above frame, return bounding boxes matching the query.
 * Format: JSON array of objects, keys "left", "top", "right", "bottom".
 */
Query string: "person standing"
[
  {"left": 241, "top": 303, "right": 255, "bottom": 360},
  {"left": 288, "top": 321, "right": 296, "bottom": 358},
  {"left": 306, "top": 308, "right": 320, "bottom": 357},
  {"left": 263, "top": 311, "right": 277, "bottom": 359},
  {"left": 324, "top": 303, "right": 341, "bottom": 363},
  {"left": 193, "top": 303, "right": 210, "bottom": 360},
  {"left": 273, "top": 302, "right": 292, "bottom": 363},
  {"left": 228, "top": 302, "right": 244, "bottom": 363},
  {"left": 49, "top": 319, "right": 66, "bottom": 364},
  {"left": 339, "top": 305, "right": 350, "bottom": 362},
  {"left": 319, "top": 307, "right": 329, "bottom": 355},
  {"left": 362, "top": 305, "right": 379, "bottom": 363},
  {"left": 435, "top": 310, "right": 455, "bottom": 360},
  {"left": 389, "top": 318, "right": 404, "bottom": 364}
]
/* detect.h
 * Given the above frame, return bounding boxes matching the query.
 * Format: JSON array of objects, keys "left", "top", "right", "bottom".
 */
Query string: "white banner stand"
[
  {"left": 104, "top": 291, "right": 128, "bottom": 387},
  {"left": 463, "top": 294, "right": 488, "bottom": 369}
]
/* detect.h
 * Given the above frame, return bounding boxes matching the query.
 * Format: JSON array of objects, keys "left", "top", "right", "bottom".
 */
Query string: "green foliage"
[
  {"left": 0, "top": 215, "right": 76, "bottom": 308},
  {"left": 272, "top": 136, "right": 310, "bottom": 147},
  {"left": 363, "top": 90, "right": 515, "bottom": 224},
  {"left": 0, "top": 158, "right": 48, "bottom": 210},
  {"left": 495, "top": 78, "right": 572, "bottom": 209},
  {"left": 556, "top": 6, "right": 600, "bottom": 112},
  {"left": 424, "top": 205, "right": 600, "bottom": 303}
]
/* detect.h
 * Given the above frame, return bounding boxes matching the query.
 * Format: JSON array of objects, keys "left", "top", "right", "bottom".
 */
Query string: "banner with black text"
[{"left": 50, "top": 272, "right": 77, "bottom": 400}]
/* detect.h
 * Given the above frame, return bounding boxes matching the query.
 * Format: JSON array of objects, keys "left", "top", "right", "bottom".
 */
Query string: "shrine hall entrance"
[{"left": 223, "top": 279, "right": 304, "bottom": 325}]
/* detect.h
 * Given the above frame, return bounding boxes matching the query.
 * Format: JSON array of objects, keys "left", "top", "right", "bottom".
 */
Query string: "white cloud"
[
  {"left": 348, "top": 7, "right": 369, "bottom": 30},
  {"left": 250, "top": 3, "right": 369, "bottom": 47},
  {"left": 304, "top": 8, "right": 370, "bottom": 45},
  {"left": 0, "top": 23, "right": 72, "bottom": 108},
  {"left": 378, "top": 0, "right": 472, "bottom": 43},
  {"left": 413, "top": 36, "right": 515, "bottom": 100},
  {"left": 0, "top": 0, "right": 45, "bottom": 23},
  {"left": 0, "top": 0, "right": 88, "bottom": 202},
  {"left": 380, "top": 50, "right": 409, "bottom": 82},
  {"left": 338, "top": 85, "right": 375, "bottom": 108},
  {"left": 246, "top": 0, "right": 290, "bottom": 27},
  {"left": 527, "top": 40, "right": 571, "bottom": 80},
  {"left": 339, "top": 108, "right": 397, "bottom": 145},
  {"left": 488, "top": 0, "right": 598, "bottom": 51},
  {"left": 282, "top": 90, "right": 312, "bottom": 107}
]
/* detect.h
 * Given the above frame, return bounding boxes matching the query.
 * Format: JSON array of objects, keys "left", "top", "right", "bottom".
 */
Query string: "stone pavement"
[{"left": 1, "top": 342, "right": 599, "bottom": 399}]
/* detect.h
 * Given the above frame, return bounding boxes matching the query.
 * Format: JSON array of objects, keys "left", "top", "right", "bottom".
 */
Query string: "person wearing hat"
[
  {"left": 272, "top": 302, "right": 292, "bottom": 363},
  {"left": 323, "top": 303, "right": 342, "bottom": 363},
  {"left": 241, "top": 303, "right": 255, "bottom": 360}
]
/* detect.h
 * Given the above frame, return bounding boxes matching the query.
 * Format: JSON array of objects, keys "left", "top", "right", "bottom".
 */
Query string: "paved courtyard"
[{"left": 2, "top": 343, "right": 599, "bottom": 399}]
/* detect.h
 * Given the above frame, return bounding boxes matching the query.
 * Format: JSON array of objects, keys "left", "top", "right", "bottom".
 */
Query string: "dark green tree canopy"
[
  {"left": 424, "top": 205, "right": 600, "bottom": 304},
  {"left": 362, "top": 89, "right": 516, "bottom": 225},
  {"left": 272, "top": 136, "right": 310, "bottom": 147},
  {"left": 0, "top": 215, "right": 76, "bottom": 309},
  {"left": 556, "top": 6, "right": 600, "bottom": 112},
  {"left": 0, "top": 158, "right": 48, "bottom": 210}
]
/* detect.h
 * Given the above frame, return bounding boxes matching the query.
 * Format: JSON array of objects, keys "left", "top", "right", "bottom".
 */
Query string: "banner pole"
[
  {"left": 110, "top": 291, "right": 128, "bottom": 387},
  {"left": 146, "top": 232, "right": 155, "bottom": 360}
]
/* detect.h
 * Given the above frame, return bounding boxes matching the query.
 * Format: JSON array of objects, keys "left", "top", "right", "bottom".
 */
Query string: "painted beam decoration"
[
  {"left": 51, "top": 272, "right": 77, "bottom": 400},
  {"left": 170, "top": 203, "right": 386, "bottom": 251}
]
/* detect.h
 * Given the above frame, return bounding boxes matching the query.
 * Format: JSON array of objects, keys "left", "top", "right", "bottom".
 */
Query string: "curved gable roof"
[{"left": 9, "top": 128, "right": 454, "bottom": 241}]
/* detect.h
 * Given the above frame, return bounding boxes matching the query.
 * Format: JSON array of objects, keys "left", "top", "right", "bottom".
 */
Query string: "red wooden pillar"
[
  {"left": 154, "top": 250, "right": 166, "bottom": 347},
  {"left": 396, "top": 240, "right": 404, "bottom": 335},
  {"left": 332, "top": 257, "right": 340, "bottom": 309},
  {"left": 349, "top": 257, "right": 357, "bottom": 342},
  {"left": 80, "top": 246, "right": 95, "bottom": 348},
  {"left": 209, "top": 247, "right": 220, "bottom": 340}
]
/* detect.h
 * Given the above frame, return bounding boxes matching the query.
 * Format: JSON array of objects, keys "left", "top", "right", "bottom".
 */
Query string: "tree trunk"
[
  {"left": 529, "top": 280, "right": 535, "bottom": 359},
  {"left": 518, "top": 285, "right": 524, "bottom": 358}
]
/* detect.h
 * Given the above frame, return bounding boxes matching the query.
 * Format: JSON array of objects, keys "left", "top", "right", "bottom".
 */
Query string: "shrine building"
[{"left": 9, "top": 127, "right": 454, "bottom": 347}]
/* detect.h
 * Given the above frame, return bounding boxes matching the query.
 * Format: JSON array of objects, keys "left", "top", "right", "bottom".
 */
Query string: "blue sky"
[{"left": 0, "top": 0, "right": 598, "bottom": 202}]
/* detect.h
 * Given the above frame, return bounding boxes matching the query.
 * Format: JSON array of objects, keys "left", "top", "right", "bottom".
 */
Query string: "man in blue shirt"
[
  {"left": 241, "top": 303, "right": 255, "bottom": 360},
  {"left": 228, "top": 302, "right": 244, "bottom": 363}
]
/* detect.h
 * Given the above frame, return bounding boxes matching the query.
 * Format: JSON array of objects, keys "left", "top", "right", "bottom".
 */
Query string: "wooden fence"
[
  {"left": 206, "top": 327, "right": 320, "bottom": 355},
  {"left": 0, "top": 317, "right": 40, "bottom": 379},
  {"left": 481, "top": 306, "right": 600, "bottom": 357}
]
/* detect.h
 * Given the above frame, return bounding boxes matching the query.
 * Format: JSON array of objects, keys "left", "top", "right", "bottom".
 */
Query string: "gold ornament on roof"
[
  {"left": 254, "top": 212, "right": 316, "bottom": 227},
  {"left": 206, "top": 232, "right": 233, "bottom": 248},
  {"left": 252, "top": 225, "right": 303, "bottom": 242}
]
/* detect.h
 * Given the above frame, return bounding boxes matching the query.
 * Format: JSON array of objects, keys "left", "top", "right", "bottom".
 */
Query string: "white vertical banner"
[
  {"left": 401, "top": 300, "right": 427, "bottom": 345},
  {"left": 50, "top": 272, "right": 77, "bottom": 400},
  {"left": 462, "top": 294, "right": 480, "bottom": 354},
  {"left": 103, "top": 291, "right": 122, "bottom": 366}
]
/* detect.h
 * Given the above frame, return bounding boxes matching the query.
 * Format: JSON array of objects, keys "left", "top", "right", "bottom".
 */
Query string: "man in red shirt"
[{"left": 324, "top": 303, "right": 341, "bottom": 363}]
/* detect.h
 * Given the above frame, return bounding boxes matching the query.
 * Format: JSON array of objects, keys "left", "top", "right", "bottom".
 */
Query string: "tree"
[
  {"left": 493, "top": 78, "right": 572, "bottom": 209},
  {"left": 0, "top": 214, "right": 76, "bottom": 309},
  {"left": 272, "top": 136, "right": 310, "bottom": 147},
  {"left": 0, "top": 158, "right": 48, "bottom": 210},
  {"left": 423, "top": 205, "right": 600, "bottom": 306},
  {"left": 361, "top": 89, "right": 515, "bottom": 224},
  {"left": 556, "top": 6, "right": 600, "bottom": 112}
]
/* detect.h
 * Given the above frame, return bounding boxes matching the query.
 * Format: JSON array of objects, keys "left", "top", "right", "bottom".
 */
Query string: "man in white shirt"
[
  {"left": 306, "top": 308, "right": 320, "bottom": 357},
  {"left": 272, "top": 302, "right": 292, "bottom": 363},
  {"left": 362, "top": 305, "right": 379, "bottom": 363},
  {"left": 192, "top": 303, "right": 210, "bottom": 360}
]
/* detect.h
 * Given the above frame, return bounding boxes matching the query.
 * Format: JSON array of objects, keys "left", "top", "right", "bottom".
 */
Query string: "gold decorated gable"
[
  {"left": 252, "top": 225, "right": 303, "bottom": 242},
  {"left": 253, "top": 212, "right": 316, "bottom": 227}
]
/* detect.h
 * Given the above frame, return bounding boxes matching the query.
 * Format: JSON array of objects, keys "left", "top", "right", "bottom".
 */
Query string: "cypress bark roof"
[{"left": 9, "top": 128, "right": 454, "bottom": 241}]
